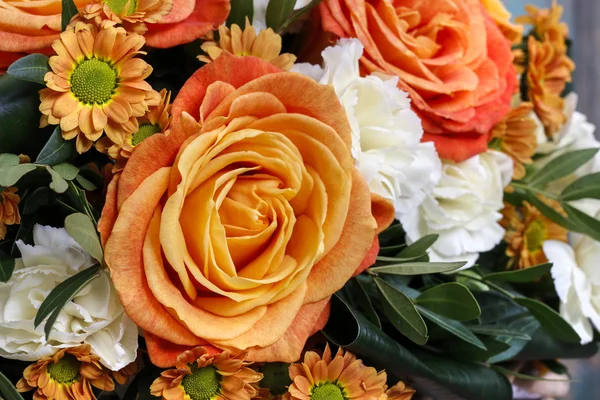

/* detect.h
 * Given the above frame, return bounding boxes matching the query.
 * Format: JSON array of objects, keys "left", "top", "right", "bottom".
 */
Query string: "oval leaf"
[
  {"left": 266, "top": 0, "right": 297, "bottom": 31},
  {"left": 46, "top": 166, "right": 68, "bottom": 193},
  {"left": 0, "top": 164, "right": 37, "bottom": 186},
  {"left": 64, "top": 213, "right": 103, "bottom": 262},
  {"left": 417, "top": 306, "right": 487, "bottom": 350},
  {"left": 0, "top": 371, "right": 25, "bottom": 400},
  {"left": 563, "top": 203, "right": 600, "bottom": 242},
  {"left": 226, "top": 0, "right": 254, "bottom": 27},
  {"left": 527, "top": 193, "right": 578, "bottom": 231},
  {"left": 371, "top": 261, "right": 465, "bottom": 275},
  {"left": 61, "top": 0, "right": 78, "bottom": 30},
  {"left": 529, "top": 148, "right": 599, "bottom": 188},
  {"left": 23, "top": 187, "right": 57, "bottom": 215},
  {"left": 0, "top": 256, "right": 15, "bottom": 283},
  {"left": 6, "top": 54, "right": 50, "bottom": 85},
  {"left": 52, "top": 163, "right": 79, "bottom": 181},
  {"left": 36, "top": 126, "right": 76, "bottom": 165},
  {"left": 468, "top": 325, "right": 532, "bottom": 340},
  {"left": 560, "top": 172, "right": 600, "bottom": 201},
  {"left": 0, "top": 154, "right": 20, "bottom": 168},
  {"left": 514, "top": 297, "right": 581, "bottom": 343},
  {"left": 416, "top": 283, "right": 481, "bottom": 321},
  {"left": 397, "top": 234, "right": 439, "bottom": 258},
  {"left": 374, "top": 277, "right": 428, "bottom": 345},
  {"left": 484, "top": 263, "right": 552, "bottom": 283}
]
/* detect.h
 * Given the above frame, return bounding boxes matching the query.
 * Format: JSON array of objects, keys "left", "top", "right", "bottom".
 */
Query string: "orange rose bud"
[
  {"left": 319, "top": 0, "right": 517, "bottom": 162},
  {"left": 99, "top": 54, "right": 381, "bottom": 367}
]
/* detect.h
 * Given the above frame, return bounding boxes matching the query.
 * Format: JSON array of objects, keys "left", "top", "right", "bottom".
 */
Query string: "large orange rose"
[
  {"left": 320, "top": 0, "right": 517, "bottom": 162},
  {"left": 99, "top": 54, "right": 386, "bottom": 367},
  {"left": 0, "top": 0, "right": 229, "bottom": 69}
]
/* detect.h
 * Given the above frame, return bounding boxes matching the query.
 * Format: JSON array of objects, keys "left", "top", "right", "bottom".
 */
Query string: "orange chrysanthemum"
[
  {"left": 96, "top": 89, "right": 172, "bottom": 172},
  {"left": 284, "top": 344, "right": 387, "bottom": 400},
  {"left": 0, "top": 186, "right": 21, "bottom": 240},
  {"left": 81, "top": 0, "right": 173, "bottom": 35},
  {"left": 199, "top": 19, "right": 296, "bottom": 70},
  {"left": 150, "top": 346, "right": 262, "bottom": 400},
  {"left": 39, "top": 21, "right": 160, "bottom": 154},
  {"left": 490, "top": 103, "right": 538, "bottom": 180},
  {"left": 380, "top": 381, "right": 415, "bottom": 400},
  {"left": 516, "top": 2, "right": 569, "bottom": 52},
  {"left": 16, "top": 344, "right": 115, "bottom": 400},
  {"left": 501, "top": 201, "right": 568, "bottom": 270}
]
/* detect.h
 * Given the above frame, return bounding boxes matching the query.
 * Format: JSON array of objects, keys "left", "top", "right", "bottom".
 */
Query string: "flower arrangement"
[{"left": 0, "top": 1, "right": 597, "bottom": 399}]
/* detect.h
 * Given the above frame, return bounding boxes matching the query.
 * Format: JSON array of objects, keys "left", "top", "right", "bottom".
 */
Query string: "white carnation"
[
  {"left": 0, "top": 225, "right": 137, "bottom": 370},
  {"left": 292, "top": 39, "right": 442, "bottom": 215},
  {"left": 400, "top": 151, "right": 513, "bottom": 269}
]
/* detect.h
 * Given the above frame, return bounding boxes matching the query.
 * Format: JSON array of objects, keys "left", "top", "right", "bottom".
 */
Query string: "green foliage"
[
  {"left": 0, "top": 252, "right": 15, "bottom": 283},
  {"left": 226, "top": 0, "right": 253, "bottom": 27},
  {"left": 370, "top": 261, "right": 465, "bottom": 275},
  {"left": 6, "top": 54, "right": 50, "bottom": 85},
  {"left": 0, "top": 371, "right": 24, "bottom": 400},
  {"left": 514, "top": 298, "right": 581, "bottom": 343},
  {"left": 64, "top": 213, "right": 104, "bottom": 262},
  {"left": 61, "top": 0, "right": 78, "bottom": 30},
  {"left": 528, "top": 148, "right": 598, "bottom": 188},
  {"left": 415, "top": 283, "right": 481, "bottom": 321},
  {"left": 266, "top": 0, "right": 297, "bottom": 32},
  {"left": 560, "top": 172, "right": 600, "bottom": 201},
  {"left": 484, "top": 263, "right": 552, "bottom": 283},
  {"left": 36, "top": 127, "right": 77, "bottom": 166}
]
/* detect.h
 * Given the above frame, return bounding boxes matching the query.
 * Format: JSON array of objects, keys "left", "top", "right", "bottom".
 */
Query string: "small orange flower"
[
  {"left": 111, "top": 361, "right": 137, "bottom": 385},
  {"left": 380, "top": 381, "right": 416, "bottom": 400},
  {"left": 490, "top": 103, "right": 538, "bottom": 180},
  {"left": 502, "top": 201, "right": 568, "bottom": 270},
  {"left": 516, "top": 2, "right": 569, "bottom": 51},
  {"left": 96, "top": 89, "right": 172, "bottom": 172},
  {"left": 81, "top": 0, "right": 173, "bottom": 35},
  {"left": 150, "top": 346, "right": 262, "bottom": 400},
  {"left": 199, "top": 19, "right": 296, "bottom": 70},
  {"left": 16, "top": 344, "right": 115, "bottom": 400},
  {"left": 0, "top": 186, "right": 21, "bottom": 240},
  {"left": 39, "top": 21, "right": 160, "bottom": 154},
  {"left": 284, "top": 344, "right": 387, "bottom": 400}
]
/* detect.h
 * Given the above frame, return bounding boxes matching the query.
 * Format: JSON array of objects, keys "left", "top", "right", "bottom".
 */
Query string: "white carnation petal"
[
  {"left": 545, "top": 240, "right": 576, "bottom": 304},
  {"left": 560, "top": 294, "right": 594, "bottom": 345}
]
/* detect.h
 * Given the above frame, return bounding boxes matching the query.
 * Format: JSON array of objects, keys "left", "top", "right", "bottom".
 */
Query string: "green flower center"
[
  {"left": 181, "top": 365, "right": 222, "bottom": 400},
  {"left": 311, "top": 383, "right": 347, "bottom": 400},
  {"left": 47, "top": 354, "right": 81, "bottom": 384},
  {"left": 259, "top": 362, "right": 292, "bottom": 396},
  {"left": 105, "top": 0, "right": 137, "bottom": 15},
  {"left": 70, "top": 59, "right": 117, "bottom": 105},
  {"left": 132, "top": 123, "right": 161, "bottom": 146},
  {"left": 525, "top": 219, "right": 546, "bottom": 252}
]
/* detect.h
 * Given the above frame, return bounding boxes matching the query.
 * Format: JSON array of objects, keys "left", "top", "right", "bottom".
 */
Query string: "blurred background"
[{"left": 505, "top": 1, "right": 599, "bottom": 399}]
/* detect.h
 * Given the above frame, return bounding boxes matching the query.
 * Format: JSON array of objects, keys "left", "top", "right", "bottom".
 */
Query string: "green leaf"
[
  {"left": 514, "top": 297, "right": 580, "bottom": 343},
  {"left": 353, "top": 278, "right": 381, "bottom": 329},
  {"left": 484, "top": 263, "right": 552, "bottom": 283},
  {"left": 61, "top": 0, "right": 78, "bottom": 30},
  {"left": 529, "top": 148, "right": 599, "bottom": 187},
  {"left": 491, "top": 365, "right": 571, "bottom": 382},
  {"left": 0, "top": 164, "right": 37, "bottom": 186},
  {"left": 36, "top": 127, "right": 76, "bottom": 165},
  {"left": 226, "top": 0, "right": 253, "bottom": 27},
  {"left": 563, "top": 203, "right": 600, "bottom": 242},
  {"left": 34, "top": 263, "right": 102, "bottom": 332},
  {"left": 374, "top": 277, "right": 428, "bottom": 345},
  {"left": 516, "top": 326, "right": 598, "bottom": 360},
  {"left": 0, "top": 154, "right": 19, "bottom": 168},
  {"left": 418, "top": 306, "right": 487, "bottom": 350},
  {"left": 6, "top": 54, "right": 50, "bottom": 85},
  {"left": 371, "top": 261, "right": 465, "bottom": 275},
  {"left": 560, "top": 172, "right": 600, "bottom": 201},
  {"left": 279, "top": 0, "right": 323, "bottom": 31},
  {"left": 487, "top": 314, "right": 541, "bottom": 364},
  {"left": 52, "top": 163, "right": 79, "bottom": 181},
  {"left": 475, "top": 291, "right": 527, "bottom": 324},
  {"left": 266, "top": 0, "right": 297, "bottom": 31},
  {"left": 64, "top": 213, "right": 103, "bottom": 262},
  {"left": 468, "top": 325, "right": 532, "bottom": 340},
  {"left": 46, "top": 166, "right": 68, "bottom": 193},
  {"left": 0, "top": 371, "right": 25, "bottom": 400},
  {"left": 75, "top": 173, "right": 98, "bottom": 191},
  {"left": 416, "top": 283, "right": 481, "bottom": 321},
  {"left": 441, "top": 337, "right": 510, "bottom": 363},
  {"left": 397, "top": 234, "right": 438, "bottom": 258},
  {"left": 0, "top": 256, "right": 15, "bottom": 283},
  {"left": 23, "top": 187, "right": 56, "bottom": 215},
  {"left": 527, "top": 193, "right": 578, "bottom": 231}
]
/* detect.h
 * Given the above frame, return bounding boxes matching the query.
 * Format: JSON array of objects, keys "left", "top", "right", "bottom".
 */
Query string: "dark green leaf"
[
  {"left": 23, "top": 187, "right": 56, "bottom": 215},
  {"left": 0, "top": 154, "right": 19, "bottom": 168},
  {"left": 397, "top": 234, "right": 438, "bottom": 258},
  {"left": 529, "top": 148, "right": 599, "bottom": 187},
  {"left": 0, "top": 371, "right": 25, "bottom": 400},
  {"left": 0, "top": 164, "right": 37, "bottom": 186},
  {"left": 34, "top": 264, "right": 102, "bottom": 330},
  {"left": 279, "top": 0, "right": 323, "bottom": 31},
  {"left": 487, "top": 315, "right": 540, "bottom": 364},
  {"left": 266, "top": 0, "right": 296, "bottom": 31},
  {"left": 484, "top": 263, "right": 552, "bottom": 283},
  {"left": 353, "top": 278, "right": 381, "bottom": 329},
  {"left": 516, "top": 326, "right": 598, "bottom": 360},
  {"left": 0, "top": 256, "right": 15, "bottom": 283},
  {"left": 418, "top": 306, "right": 487, "bottom": 350},
  {"left": 441, "top": 337, "right": 510, "bottom": 363},
  {"left": 560, "top": 172, "right": 600, "bottom": 201},
  {"left": 527, "top": 193, "right": 578, "bottom": 231},
  {"left": 6, "top": 54, "right": 50, "bottom": 85},
  {"left": 36, "top": 127, "right": 77, "bottom": 165},
  {"left": 563, "top": 203, "right": 600, "bottom": 242},
  {"left": 468, "top": 325, "right": 532, "bottom": 340},
  {"left": 46, "top": 166, "right": 68, "bottom": 193},
  {"left": 75, "top": 174, "right": 98, "bottom": 191},
  {"left": 371, "top": 261, "right": 465, "bottom": 275},
  {"left": 514, "top": 297, "right": 580, "bottom": 343},
  {"left": 374, "top": 277, "right": 428, "bottom": 345},
  {"left": 416, "top": 283, "right": 481, "bottom": 321},
  {"left": 61, "top": 0, "right": 78, "bottom": 30},
  {"left": 226, "top": 0, "right": 254, "bottom": 27},
  {"left": 475, "top": 291, "right": 527, "bottom": 324},
  {"left": 64, "top": 213, "right": 103, "bottom": 262},
  {"left": 52, "top": 163, "right": 79, "bottom": 181}
]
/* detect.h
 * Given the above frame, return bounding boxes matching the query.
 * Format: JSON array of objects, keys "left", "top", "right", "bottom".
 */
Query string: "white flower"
[
  {"left": 292, "top": 39, "right": 442, "bottom": 215},
  {"left": 544, "top": 232, "right": 600, "bottom": 344},
  {"left": 400, "top": 151, "right": 513, "bottom": 269},
  {"left": 252, "top": 0, "right": 312, "bottom": 32},
  {"left": 0, "top": 225, "right": 137, "bottom": 370}
]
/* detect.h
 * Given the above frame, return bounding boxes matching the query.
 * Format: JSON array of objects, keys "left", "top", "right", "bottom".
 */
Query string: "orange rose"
[
  {"left": 0, "top": 0, "right": 230, "bottom": 69},
  {"left": 99, "top": 54, "right": 388, "bottom": 367},
  {"left": 320, "top": 0, "right": 517, "bottom": 162}
]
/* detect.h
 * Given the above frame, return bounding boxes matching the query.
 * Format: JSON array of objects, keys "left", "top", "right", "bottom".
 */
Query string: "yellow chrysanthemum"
[
  {"left": 16, "top": 344, "right": 115, "bottom": 400},
  {"left": 150, "top": 347, "right": 262, "bottom": 400},
  {"left": 199, "top": 19, "right": 297, "bottom": 70},
  {"left": 516, "top": 1, "right": 569, "bottom": 52},
  {"left": 39, "top": 21, "right": 160, "bottom": 154},
  {"left": 81, "top": 0, "right": 173, "bottom": 35},
  {"left": 284, "top": 344, "right": 387, "bottom": 400},
  {"left": 96, "top": 88, "right": 171, "bottom": 172},
  {"left": 490, "top": 102, "right": 538, "bottom": 180},
  {"left": 0, "top": 186, "right": 21, "bottom": 240},
  {"left": 501, "top": 201, "right": 568, "bottom": 270}
]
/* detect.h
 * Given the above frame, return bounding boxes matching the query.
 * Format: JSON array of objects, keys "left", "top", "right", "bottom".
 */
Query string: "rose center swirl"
[{"left": 70, "top": 59, "right": 117, "bottom": 105}]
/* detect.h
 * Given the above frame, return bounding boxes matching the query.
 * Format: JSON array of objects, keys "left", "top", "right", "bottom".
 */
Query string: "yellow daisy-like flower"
[
  {"left": 501, "top": 201, "right": 568, "bottom": 270},
  {"left": 490, "top": 102, "right": 538, "bottom": 180},
  {"left": 0, "top": 186, "right": 21, "bottom": 240},
  {"left": 379, "top": 381, "right": 415, "bottom": 400},
  {"left": 284, "top": 344, "right": 387, "bottom": 400},
  {"left": 96, "top": 88, "right": 172, "bottom": 172},
  {"left": 199, "top": 19, "right": 297, "bottom": 70},
  {"left": 16, "top": 344, "right": 115, "bottom": 400},
  {"left": 150, "top": 346, "right": 262, "bottom": 400},
  {"left": 39, "top": 21, "right": 160, "bottom": 154},
  {"left": 515, "top": 1, "right": 569, "bottom": 52},
  {"left": 81, "top": 0, "right": 173, "bottom": 35}
]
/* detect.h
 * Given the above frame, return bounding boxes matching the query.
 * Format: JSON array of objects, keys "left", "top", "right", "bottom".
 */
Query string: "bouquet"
[{"left": 0, "top": 0, "right": 597, "bottom": 399}]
